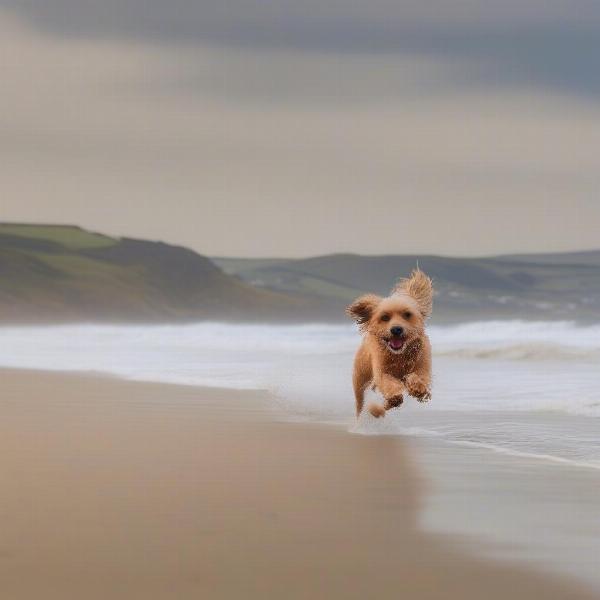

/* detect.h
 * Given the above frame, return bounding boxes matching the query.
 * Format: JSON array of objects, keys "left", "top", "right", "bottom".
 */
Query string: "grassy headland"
[{"left": 1, "top": 223, "right": 599, "bottom": 323}]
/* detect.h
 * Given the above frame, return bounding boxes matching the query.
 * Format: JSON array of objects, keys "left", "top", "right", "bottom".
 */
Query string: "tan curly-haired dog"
[{"left": 346, "top": 269, "right": 433, "bottom": 418}]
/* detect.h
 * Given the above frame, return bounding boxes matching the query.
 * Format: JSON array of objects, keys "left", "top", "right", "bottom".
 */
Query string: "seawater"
[{"left": 1, "top": 320, "right": 599, "bottom": 468}]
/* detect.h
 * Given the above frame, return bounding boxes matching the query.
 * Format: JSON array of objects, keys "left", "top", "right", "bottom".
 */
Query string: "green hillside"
[
  {"left": 214, "top": 251, "right": 600, "bottom": 322},
  {"left": 2, "top": 223, "right": 599, "bottom": 324},
  {"left": 0, "top": 224, "right": 117, "bottom": 249},
  {"left": 0, "top": 224, "right": 320, "bottom": 323}
]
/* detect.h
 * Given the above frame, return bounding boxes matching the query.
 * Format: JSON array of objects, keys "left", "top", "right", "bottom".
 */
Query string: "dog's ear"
[
  {"left": 346, "top": 294, "right": 381, "bottom": 329},
  {"left": 394, "top": 269, "right": 433, "bottom": 319}
]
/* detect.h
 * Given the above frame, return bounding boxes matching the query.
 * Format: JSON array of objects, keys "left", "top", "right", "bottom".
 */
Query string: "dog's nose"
[{"left": 390, "top": 326, "right": 404, "bottom": 337}]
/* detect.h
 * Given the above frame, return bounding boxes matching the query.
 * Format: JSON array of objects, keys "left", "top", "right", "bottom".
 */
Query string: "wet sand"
[{"left": 0, "top": 369, "right": 595, "bottom": 599}]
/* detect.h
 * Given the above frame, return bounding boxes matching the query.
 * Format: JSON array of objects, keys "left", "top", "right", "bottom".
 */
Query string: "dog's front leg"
[
  {"left": 405, "top": 339, "right": 432, "bottom": 402},
  {"left": 375, "top": 373, "right": 405, "bottom": 410},
  {"left": 405, "top": 372, "right": 431, "bottom": 402}
]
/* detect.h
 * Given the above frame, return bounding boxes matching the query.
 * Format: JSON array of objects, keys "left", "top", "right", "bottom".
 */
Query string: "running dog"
[{"left": 346, "top": 269, "right": 433, "bottom": 418}]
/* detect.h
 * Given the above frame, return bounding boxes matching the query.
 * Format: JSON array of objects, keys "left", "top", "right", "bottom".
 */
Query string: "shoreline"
[{"left": 1, "top": 368, "right": 597, "bottom": 599}]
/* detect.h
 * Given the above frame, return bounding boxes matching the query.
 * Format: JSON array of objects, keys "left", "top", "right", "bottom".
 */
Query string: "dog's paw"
[
  {"left": 405, "top": 375, "right": 431, "bottom": 402},
  {"left": 415, "top": 390, "right": 431, "bottom": 403},
  {"left": 368, "top": 403, "right": 387, "bottom": 418},
  {"left": 384, "top": 395, "right": 404, "bottom": 410}
]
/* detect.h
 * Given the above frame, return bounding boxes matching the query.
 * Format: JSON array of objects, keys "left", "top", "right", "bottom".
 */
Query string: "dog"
[{"left": 346, "top": 269, "right": 433, "bottom": 418}]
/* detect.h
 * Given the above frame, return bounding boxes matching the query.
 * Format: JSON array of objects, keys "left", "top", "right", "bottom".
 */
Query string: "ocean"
[{"left": 1, "top": 320, "right": 599, "bottom": 469}]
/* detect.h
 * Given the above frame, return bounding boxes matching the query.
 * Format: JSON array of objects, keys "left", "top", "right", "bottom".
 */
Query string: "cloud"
[
  {"left": 1, "top": 8, "right": 599, "bottom": 257},
  {"left": 3, "top": 0, "right": 600, "bottom": 98}
]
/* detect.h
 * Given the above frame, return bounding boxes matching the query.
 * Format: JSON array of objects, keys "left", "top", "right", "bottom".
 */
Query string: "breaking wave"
[
  {"left": 431, "top": 320, "right": 600, "bottom": 361},
  {"left": 436, "top": 343, "right": 600, "bottom": 360}
]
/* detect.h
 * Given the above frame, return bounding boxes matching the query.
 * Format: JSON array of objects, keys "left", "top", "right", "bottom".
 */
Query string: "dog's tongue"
[{"left": 389, "top": 338, "right": 404, "bottom": 350}]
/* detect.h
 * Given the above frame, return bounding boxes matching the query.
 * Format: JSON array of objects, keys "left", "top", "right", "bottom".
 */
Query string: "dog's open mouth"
[{"left": 386, "top": 337, "right": 405, "bottom": 352}]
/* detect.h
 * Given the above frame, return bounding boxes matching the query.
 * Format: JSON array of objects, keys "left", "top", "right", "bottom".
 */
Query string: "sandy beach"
[{"left": 1, "top": 369, "right": 596, "bottom": 600}]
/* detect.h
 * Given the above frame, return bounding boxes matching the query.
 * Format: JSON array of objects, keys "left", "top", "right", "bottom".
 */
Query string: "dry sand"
[{"left": 0, "top": 369, "right": 595, "bottom": 599}]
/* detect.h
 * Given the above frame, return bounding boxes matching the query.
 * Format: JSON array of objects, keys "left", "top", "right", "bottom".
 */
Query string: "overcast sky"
[{"left": 1, "top": 1, "right": 599, "bottom": 257}]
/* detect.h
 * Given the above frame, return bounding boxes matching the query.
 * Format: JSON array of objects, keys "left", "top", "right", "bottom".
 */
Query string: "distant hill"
[
  {"left": 2, "top": 223, "right": 599, "bottom": 324},
  {"left": 213, "top": 251, "right": 600, "bottom": 322},
  {"left": 0, "top": 224, "right": 322, "bottom": 323},
  {"left": 493, "top": 250, "right": 600, "bottom": 267}
]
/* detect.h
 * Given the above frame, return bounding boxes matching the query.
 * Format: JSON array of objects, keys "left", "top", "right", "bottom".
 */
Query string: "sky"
[{"left": 1, "top": 1, "right": 599, "bottom": 257}]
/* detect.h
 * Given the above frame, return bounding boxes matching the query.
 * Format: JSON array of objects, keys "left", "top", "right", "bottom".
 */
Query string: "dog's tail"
[{"left": 393, "top": 269, "right": 433, "bottom": 319}]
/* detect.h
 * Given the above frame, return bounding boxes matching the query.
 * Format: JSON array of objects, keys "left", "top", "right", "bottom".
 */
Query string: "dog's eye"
[
  {"left": 403, "top": 311, "right": 412, "bottom": 319},
  {"left": 380, "top": 314, "right": 391, "bottom": 322}
]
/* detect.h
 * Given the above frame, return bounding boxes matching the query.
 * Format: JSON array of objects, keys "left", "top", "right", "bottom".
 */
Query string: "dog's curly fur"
[{"left": 346, "top": 269, "right": 433, "bottom": 418}]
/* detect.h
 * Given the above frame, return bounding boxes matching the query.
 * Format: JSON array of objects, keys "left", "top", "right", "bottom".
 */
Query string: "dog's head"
[{"left": 346, "top": 269, "right": 433, "bottom": 354}]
